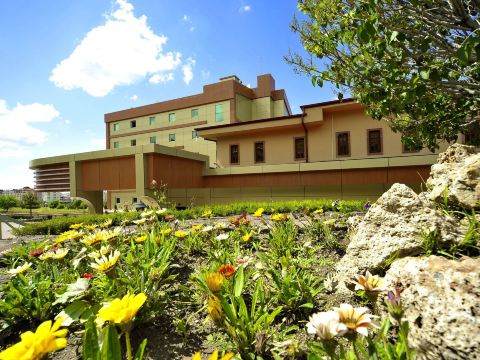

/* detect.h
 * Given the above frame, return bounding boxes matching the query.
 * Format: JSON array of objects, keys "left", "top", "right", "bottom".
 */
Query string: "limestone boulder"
[
  {"left": 426, "top": 143, "right": 480, "bottom": 209},
  {"left": 378, "top": 256, "right": 480, "bottom": 360},
  {"left": 334, "top": 183, "right": 463, "bottom": 291}
]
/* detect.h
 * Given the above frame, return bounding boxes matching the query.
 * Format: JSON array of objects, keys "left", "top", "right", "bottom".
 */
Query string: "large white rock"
[
  {"left": 334, "top": 183, "right": 463, "bottom": 291},
  {"left": 426, "top": 143, "right": 480, "bottom": 209},
  {"left": 378, "top": 256, "right": 480, "bottom": 360}
]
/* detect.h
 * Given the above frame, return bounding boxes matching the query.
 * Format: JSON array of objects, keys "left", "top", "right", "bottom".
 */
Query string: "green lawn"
[{"left": 3, "top": 207, "right": 88, "bottom": 215}]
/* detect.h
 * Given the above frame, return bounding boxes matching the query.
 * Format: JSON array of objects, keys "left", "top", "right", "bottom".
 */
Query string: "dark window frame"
[
  {"left": 130, "top": 139, "right": 136, "bottom": 146},
  {"left": 294, "top": 137, "right": 305, "bottom": 160},
  {"left": 254, "top": 141, "right": 265, "bottom": 163},
  {"left": 150, "top": 136, "right": 156, "bottom": 144},
  {"left": 336, "top": 131, "right": 351, "bottom": 157},
  {"left": 168, "top": 134, "right": 176, "bottom": 142},
  {"left": 230, "top": 144, "right": 240, "bottom": 165},
  {"left": 367, "top": 128, "right": 383, "bottom": 155},
  {"left": 130, "top": 120, "right": 136, "bottom": 128}
]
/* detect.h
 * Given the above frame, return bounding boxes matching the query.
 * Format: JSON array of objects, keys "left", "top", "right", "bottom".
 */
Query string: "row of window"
[
  {"left": 112, "top": 104, "right": 225, "bottom": 132},
  {"left": 229, "top": 138, "right": 306, "bottom": 164},
  {"left": 335, "top": 129, "right": 421, "bottom": 156},
  {"left": 112, "top": 131, "right": 199, "bottom": 148}
]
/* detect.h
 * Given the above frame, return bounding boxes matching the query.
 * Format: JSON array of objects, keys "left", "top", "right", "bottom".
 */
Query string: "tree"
[
  {"left": 0, "top": 195, "right": 18, "bottom": 212},
  {"left": 21, "top": 192, "right": 40, "bottom": 217},
  {"left": 287, "top": 0, "right": 480, "bottom": 150}
]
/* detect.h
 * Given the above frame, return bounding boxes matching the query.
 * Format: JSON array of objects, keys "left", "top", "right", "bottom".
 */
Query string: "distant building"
[
  {"left": 1, "top": 187, "right": 39, "bottom": 201},
  {"left": 30, "top": 74, "right": 467, "bottom": 213}
]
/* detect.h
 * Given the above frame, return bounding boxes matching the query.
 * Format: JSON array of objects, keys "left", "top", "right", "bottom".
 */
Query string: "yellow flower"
[
  {"left": 201, "top": 209, "right": 212, "bottom": 218},
  {"left": 97, "top": 293, "right": 147, "bottom": 326},
  {"left": 191, "top": 224, "right": 203, "bottom": 232},
  {"left": 88, "top": 245, "right": 112, "bottom": 259},
  {"left": 90, "top": 250, "right": 120, "bottom": 273},
  {"left": 69, "top": 223, "right": 83, "bottom": 230},
  {"left": 271, "top": 213, "right": 288, "bottom": 222},
  {"left": 206, "top": 272, "right": 223, "bottom": 294},
  {"left": 242, "top": 231, "right": 254, "bottom": 242},
  {"left": 313, "top": 208, "right": 324, "bottom": 214},
  {"left": 207, "top": 296, "right": 223, "bottom": 323},
  {"left": 253, "top": 207, "right": 264, "bottom": 217},
  {"left": 81, "top": 232, "right": 105, "bottom": 246},
  {"left": 8, "top": 262, "right": 32, "bottom": 275},
  {"left": 159, "top": 228, "right": 172, "bottom": 236},
  {"left": 174, "top": 230, "right": 188, "bottom": 238},
  {"left": 135, "top": 235, "right": 147, "bottom": 243},
  {"left": 323, "top": 219, "right": 336, "bottom": 226},
  {"left": 156, "top": 208, "right": 168, "bottom": 215},
  {"left": 334, "top": 304, "right": 378, "bottom": 336},
  {"left": 40, "top": 248, "right": 69, "bottom": 261},
  {"left": 192, "top": 350, "right": 234, "bottom": 360},
  {"left": 55, "top": 230, "right": 83, "bottom": 244},
  {"left": 353, "top": 271, "right": 386, "bottom": 292},
  {"left": 100, "top": 218, "right": 113, "bottom": 228},
  {"left": 140, "top": 210, "right": 154, "bottom": 218},
  {"left": 0, "top": 318, "right": 67, "bottom": 360},
  {"left": 83, "top": 224, "right": 98, "bottom": 231}
]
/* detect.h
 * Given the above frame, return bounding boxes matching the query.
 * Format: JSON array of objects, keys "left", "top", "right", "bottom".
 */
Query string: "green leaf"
[
  {"left": 234, "top": 266, "right": 244, "bottom": 297},
  {"left": 56, "top": 300, "right": 91, "bottom": 327},
  {"left": 83, "top": 317, "right": 100, "bottom": 360},
  {"left": 101, "top": 325, "right": 122, "bottom": 360},
  {"left": 390, "top": 31, "right": 399, "bottom": 42},
  {"left": 54, "top": 278, "right": 90, "bottom": 305},
  {"left": 419, "top": 70, "right": 429, "bottom": 80},
  {"left": 134, "top": 339, "right": 147, "bottom": 360}
]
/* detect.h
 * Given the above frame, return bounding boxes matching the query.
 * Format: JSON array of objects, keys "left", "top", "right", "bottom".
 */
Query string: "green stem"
[{"left": 125, "top": 331, "right": 132, "bottom": 360}]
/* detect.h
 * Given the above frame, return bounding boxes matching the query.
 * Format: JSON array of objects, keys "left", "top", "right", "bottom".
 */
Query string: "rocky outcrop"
[
  {"left": 378, "top": 256, "right": 480, "bottom": 360},
  {"left": 426, "top": 143, "right": 480, "bottom": 209},
  {"left": 334, "top": 183, "right": 463, "bottom": 291}
]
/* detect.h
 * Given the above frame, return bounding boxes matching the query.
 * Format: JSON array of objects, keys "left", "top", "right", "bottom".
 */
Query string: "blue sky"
[{"left": 0, "top": 0, "right": 335, "bottom": 189}]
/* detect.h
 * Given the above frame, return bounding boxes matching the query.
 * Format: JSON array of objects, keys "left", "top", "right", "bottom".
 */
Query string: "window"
[
  {"left": 215, "top": 104, "right": 224, "bottom": 122},
  {"left": 336, "top": 132, "right": 350, "bottom": 157},
  {"left": 402, "top": 142, "right": 423, "bottom": 153},
  {"left": 113, "top": 123, "right": 120, "bottom": 131},
  {"left": 294, "top": 137, "right": 305, "bottom": 160},
  {"left": 230, "top": 144, "right": 239, "bottom": 164},
  {"left": 367, "top": 129, "right": 382, "bottom": 154},
  {"left": 169, "top": 134, "right": 176, "bottom": 142},
  {"left": 131, "top": 139, "right": 136, "bottom": 146},
  {"left": 191, "top": 109, "right": 199, "bottom": 119},
  {"left": 116, "top": 198, "right": 120, "bottom": 204},
  {"left": 149, "top": 116, "right": 156, "bottom": 126},
  {"left": 192, "top": 130, "right": 198, "bottom": 139},
  {"left": 150, "top": 136, "right": 156, "bottom": 144},
  {"left": 254, "top": 141, "right": 265, "bottom": 163},
  {"left": 132, "top": 197, "right": 137, "bottom": 203},
  {"left": 130, "top": 120, "right": 136, "bottom": 128},
  {"left": 168, "top": 113, "right": 176, "bottom": 123},
  {"left": 113, "top": 141, "right": 119, "bottom": 149}
]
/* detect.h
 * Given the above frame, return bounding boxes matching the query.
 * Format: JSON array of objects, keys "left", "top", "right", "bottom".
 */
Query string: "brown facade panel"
[
  {"left": 81, "top": 156, "right": 135, "bottom": 191},
  {"left": 148, "top": 154, "right": 204, "bottom": 189},
  {"left": 342, "top": 168, "right": 388, "bottom": 185},
  {"left": 387, "top": 165, "right": 431, "bottom": 185},
  {"left": 300, "top": 170, "right": 342, "bottom": 186}
]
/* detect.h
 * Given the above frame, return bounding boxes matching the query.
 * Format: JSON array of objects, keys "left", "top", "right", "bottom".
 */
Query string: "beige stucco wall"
[
  {"left": 236, "top": 94, "right": 252, "bottom": 121},
  {"left": 307, "top": 107, "right": 442, "bottom": 162},
  {"left": 215, "top": 129, "right": 307, "bottom": 167},
  {"left": 108, "top": 101, "right": 229, "bottom": 166}
]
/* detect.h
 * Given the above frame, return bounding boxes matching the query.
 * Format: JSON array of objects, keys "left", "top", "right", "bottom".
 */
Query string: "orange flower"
[{"left": 218, "top": 265, "right": 235, "bottom": 280}]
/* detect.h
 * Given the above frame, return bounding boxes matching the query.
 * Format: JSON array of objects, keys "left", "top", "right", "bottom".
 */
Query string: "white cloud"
[
  {"left": 130, "top": 94, "right": 138, "bottom": 101},
  {"left": 149, "top": 72, "right": 174, "bottom": 84},
  {"left": 0, "top": 141, "right": 31, "bottom": 159},
  {"left": 49, "top": 0, "right": 183, "bottom": 97},
  {"left": 64, "top": 119, "right": 72, "bottom": 125},
  {"left": 239, "top": 5, "right": 251, "bottom": 13},
  {"left": 183, "top": 15, "right": 190, "bottom": 21},
  {"left": 0, "top": 100, "right": 59, "bottom": 146},
  {"left": 182, "top": 58, "right": 195, "bottom": 85},
  {"left": 0, "top": 161, "right": 34, "bottom": 189}
]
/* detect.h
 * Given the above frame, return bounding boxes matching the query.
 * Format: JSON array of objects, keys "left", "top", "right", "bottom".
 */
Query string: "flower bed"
[{"left": 0, "top": 204, "right": 414, "bottom": 359}]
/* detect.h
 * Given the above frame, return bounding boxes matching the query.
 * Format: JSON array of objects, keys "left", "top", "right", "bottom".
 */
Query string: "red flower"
[
  {"left": 82, "top": 273, "right": 94, "bottom": 279},
  {"left": 218, "top": 264, "right": 235, "bottom": 280},
  {"left": 29, "top": 249, "right": 44, "bottom": 257}
]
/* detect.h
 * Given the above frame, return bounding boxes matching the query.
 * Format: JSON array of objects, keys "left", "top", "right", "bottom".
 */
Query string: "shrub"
[
  {"left": 0, "top": 195, "right": 18, "bottom": 212},
  {"left": 12, "top": 212, "right": 138, "bottom": 236}
]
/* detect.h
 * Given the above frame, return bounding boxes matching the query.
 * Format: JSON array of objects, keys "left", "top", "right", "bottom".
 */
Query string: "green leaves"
[{"left": 54, "top": 278, "right": 90, "bottom": 305}]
